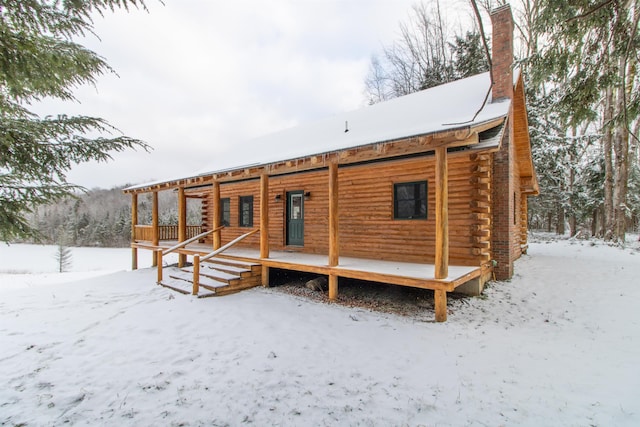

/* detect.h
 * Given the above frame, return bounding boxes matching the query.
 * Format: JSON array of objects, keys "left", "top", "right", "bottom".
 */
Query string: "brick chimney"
[
  {"left": 490, "top": 4, "right": 514, "bottom": 101},
  {"left": 490, "top": 4, "right": 516, "bottom": 280}
]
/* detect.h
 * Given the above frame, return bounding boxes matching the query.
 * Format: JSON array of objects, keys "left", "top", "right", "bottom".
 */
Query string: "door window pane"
[{"left": 290, "top": 194, "right": 302, "bottom": 220}]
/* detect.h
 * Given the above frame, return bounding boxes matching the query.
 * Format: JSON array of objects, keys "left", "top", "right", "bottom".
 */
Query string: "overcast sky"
[{"left": 35, "top": 0, "right": 477, "bottom": 189}]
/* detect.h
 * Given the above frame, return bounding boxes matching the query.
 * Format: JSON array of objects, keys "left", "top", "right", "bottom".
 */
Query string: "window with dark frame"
[
  {"left": 220, "top": 198, "right": 230, "bottom": 227},
  {"left": 394, "top": 181, "right": 428, "bottom": 220},
  {"left": 239, "top": 196, "right": 253, "bottom": 227}
]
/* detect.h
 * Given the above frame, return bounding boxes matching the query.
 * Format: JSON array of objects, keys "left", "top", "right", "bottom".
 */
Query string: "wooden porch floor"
[{"left": 134, "top": 240, "right": 484, "bottom": 292}]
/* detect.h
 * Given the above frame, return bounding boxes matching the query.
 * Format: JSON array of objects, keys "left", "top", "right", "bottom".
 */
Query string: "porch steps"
[{"left": 158, "top": 257, "right": 262, "bottom": 297}]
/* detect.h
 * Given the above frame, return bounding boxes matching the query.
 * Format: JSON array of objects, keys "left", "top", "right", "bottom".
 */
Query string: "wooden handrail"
[
  {"left": 192, "top": 228, "right": 259, "bottom": 295},
  {"left": 162, "top": 226, "right": 224, "bottom": 256},
  {"left": 201, "top": 228, "right": 259, "bottom": 262}
]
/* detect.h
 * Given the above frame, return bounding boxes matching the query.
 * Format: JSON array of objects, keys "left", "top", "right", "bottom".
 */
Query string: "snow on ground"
[
  {"left": 1, "top": 239, "right": 639, "bottom": 426},
  {"left": 0, "top": 244, "right": 176, "bottom": 291}
]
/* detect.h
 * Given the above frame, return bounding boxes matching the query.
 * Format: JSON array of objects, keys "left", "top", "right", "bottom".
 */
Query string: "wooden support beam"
[
  {"left": 328, "top": 274, "right": 338, "bottom": 300},
  {"left": 434, "top": 147, "right": 449, "bottom": 279},
  {"left": 131, "top": 193, "right": 138, "bottom": 270},
  {"left": 520, "top": 196, "right": 528, "bottom": 247},
  {"left": 327, "top": 163, "right": 339, "bottom": 298},
  {"left": 152, "top": 191, "right": 159, "bottom": 267},
  {"left": 434, "top": 289, "right": 447, "bottom": 322},
  {"left": 260, "top": 174, "right": 270, "bottom": 288},
  {"left": 156, "top": 250, "right": 163, "bottom": 283},
  {"left": 131, "top": 193, "right": 138, "bottom": 240},
  {"left": 213, "top": 181, "right": 221, "bottom": 250},
  {"left": 178, "top": 187, "right": 187, "bottom": 267},
  {"left": 260, "top": 174, "right": 269, "bottom": 259},
  {"left": 193, "top": 255, "right": 200, "bottom": 295},
  {"left": 328, "top": 162, "right": 339, "bottom": 267},
  {"left": 131, "top": 247, "right": 138, "bottom": 271},
  {"left": 262, "top": 265, "right": 270, "bottom": 287}
]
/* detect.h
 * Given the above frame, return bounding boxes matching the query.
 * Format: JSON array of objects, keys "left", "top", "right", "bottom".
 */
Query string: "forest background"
[{"left": 25, "top": 0, "right": 640, "bottom": 247}]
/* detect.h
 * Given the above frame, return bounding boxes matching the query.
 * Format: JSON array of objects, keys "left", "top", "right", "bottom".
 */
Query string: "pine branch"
[{"left": 565, "top": 0, "right": 617, "bottom": 24}]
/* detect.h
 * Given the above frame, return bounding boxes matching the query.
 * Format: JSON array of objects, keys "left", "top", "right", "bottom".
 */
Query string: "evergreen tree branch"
[
  {"left": 565, "top": 0, "right": 617, "bottom": 24},
  {"left": 0, "top": 0, "right": 158, "bottom": 241}
]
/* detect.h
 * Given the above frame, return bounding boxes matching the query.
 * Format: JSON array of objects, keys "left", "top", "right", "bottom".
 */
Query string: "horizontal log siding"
[
  {"left": 271, "top": 171, "right": 330, "bottom": 253},
  {"left": 337, "top": 154, "right": 480, "bottom": 264},
  {"left": 203, "top": 154, "right": 487, "bottom": 265},
  {"left": 214, "top": 180, "right": 261, "bottom": 248}
]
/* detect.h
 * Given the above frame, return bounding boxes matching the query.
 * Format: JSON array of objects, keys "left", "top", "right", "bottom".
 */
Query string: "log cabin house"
[{"left": 124, "top": 4, "right": 538, "bottom": 322}]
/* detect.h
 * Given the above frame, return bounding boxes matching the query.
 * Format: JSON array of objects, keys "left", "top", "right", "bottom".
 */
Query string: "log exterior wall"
[
  {"left": 470, "top": 153, "right": 492, "bottom": 264},
  {"left": 204, "top": 153, "right": 491, "bottom": 266}
]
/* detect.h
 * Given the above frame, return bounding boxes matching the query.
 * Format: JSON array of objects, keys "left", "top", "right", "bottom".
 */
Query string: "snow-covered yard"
[{"left": 1, "top": 239, "right": 639, "bottom": 426}]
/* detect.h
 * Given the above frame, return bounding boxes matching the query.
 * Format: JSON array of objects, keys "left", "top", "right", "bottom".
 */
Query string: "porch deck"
[{"left": 133, "top": 240, "right": 485, "bottom": 292}]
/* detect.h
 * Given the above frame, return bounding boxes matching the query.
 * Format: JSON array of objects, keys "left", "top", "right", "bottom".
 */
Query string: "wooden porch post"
[
  {"left": 434, "top": 289, "right": 447, "bottom": 323},
  {"left": 156, "top": 249, "right": 163, "bottom": 283},
  {"left": 152, "top": 191, "right": 159, "bottom": 267},
  {"left": 260, "top": 174, "right": 270, "bottom": 287},
  {"left": 328, "top": 162, "right": 339, "bottom": 300},
  {"left": 213, "top": 181, "right": 221, "bottom": 250},
  {"left": 131, "top": 193, "right": 138, "bottom": 270},
  {"left": 435, "top": 147, "right": 449, "bottom": 278},
  {"left": 192, "top": 255, "right": 200, "bottom": 295},
  {"left": 178, "top": 187, "right": 187, "bottom": 267},
  {"left": 435, "top": 147, "right": 449, "bottom": 322}
]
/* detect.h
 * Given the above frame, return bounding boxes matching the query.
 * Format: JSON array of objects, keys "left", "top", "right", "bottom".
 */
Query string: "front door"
[{"left": 286, "top": 191, "right": 304, "bottom": 246}]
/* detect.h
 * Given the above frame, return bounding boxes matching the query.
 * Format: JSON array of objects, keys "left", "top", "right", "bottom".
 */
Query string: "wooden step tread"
[
  {"left": 202, "top": 263, "right": 252, "bottom": 277},
  {"left": 205, "top": 257, "right": 261, "bottom": 272},
  {"left": 181, "top": 266, "right": 240, "bottom": 283},
  {"left": 158, "top": 279, "right": 215, "bottom": 298},
  {"left": 169, "top": 269, "right": 230, "bottom": 289}
]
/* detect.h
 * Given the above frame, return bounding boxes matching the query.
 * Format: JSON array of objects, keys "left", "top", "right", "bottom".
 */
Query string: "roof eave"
[{"left": 122, "top": 116, "right": 508, "bottom": 195}]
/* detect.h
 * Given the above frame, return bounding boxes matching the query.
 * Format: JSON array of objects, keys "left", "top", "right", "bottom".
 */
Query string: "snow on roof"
[{"left": 126, "top": 72, "right": 509, "bottom": 191}]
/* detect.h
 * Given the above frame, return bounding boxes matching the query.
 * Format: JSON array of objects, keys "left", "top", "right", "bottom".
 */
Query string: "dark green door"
[{"left": 286, "top": 191, "right": 304, "bottom": 246}]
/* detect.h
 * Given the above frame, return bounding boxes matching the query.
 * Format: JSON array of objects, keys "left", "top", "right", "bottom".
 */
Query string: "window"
[
  {"left": 220, "top": 198, "right": 230, "bottom": 227},
  {"left": 239, "top": 196, "right": 253, "bottom": 227},
  {"left": 394, "top": 181, "right": 427, "bottom": 220}
]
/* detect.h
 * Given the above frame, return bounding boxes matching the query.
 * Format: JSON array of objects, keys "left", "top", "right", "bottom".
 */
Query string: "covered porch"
[
  {"left": 125, "top": 125, "right": 503, "bottom": 322},
  {"left": 132, "top": 237, "right": 487, "bottom": 322}
]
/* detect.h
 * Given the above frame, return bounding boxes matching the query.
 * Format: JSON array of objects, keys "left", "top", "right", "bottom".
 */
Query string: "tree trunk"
[
  {"left": 569, "top": 125, "right": 577, "bottom": 237},
  {"left": 569, "top": 215, "right": 577, "bottom": 237},
  {"left": 556, "top": 202, "right": 565, "bottom": 235},
  {"left": 603, "top": 86, "right": 615, "bottom": 240},
  {"left": 591, "top": 207, "right": 598, "bottom": 237},
  {"left": 613, "top": 56, "right": 630, "bottom": 242}
]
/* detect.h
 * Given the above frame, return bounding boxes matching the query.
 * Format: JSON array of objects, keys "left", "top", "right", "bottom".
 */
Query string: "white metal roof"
[{"left": 126, "top": 71, "right": 509, "bottom": 191}]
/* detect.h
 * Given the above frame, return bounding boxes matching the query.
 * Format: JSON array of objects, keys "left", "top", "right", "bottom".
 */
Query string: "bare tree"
[{"left": 365, "top": 1, "right": 462, "bottom": 103}]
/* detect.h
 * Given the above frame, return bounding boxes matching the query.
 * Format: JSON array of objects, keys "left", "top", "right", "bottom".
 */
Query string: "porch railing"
[
  {"left": 162, "top": 226, "right": 224, "bottom": 256},
  {"left": 134, "top": 225, "right": 154, "bottom": 241},
  {"left": 159, "top": 225, "right": 203, "bottom": 240},
  {"left": 134, "top": 225, "right": 203, "bottom": 242}
]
